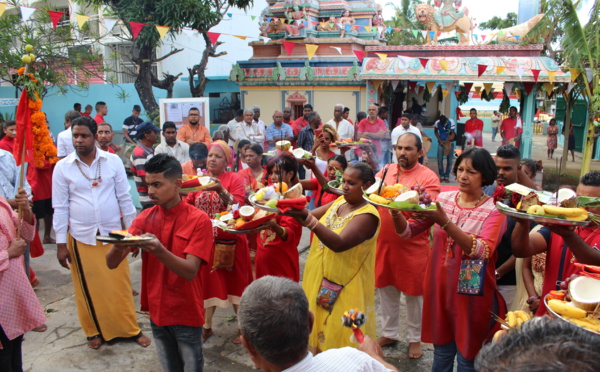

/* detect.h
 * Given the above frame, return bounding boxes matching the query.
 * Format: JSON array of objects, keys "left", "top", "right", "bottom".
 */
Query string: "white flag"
[{"left": 20, "top": 6, "right": 35, "bottom": 22}]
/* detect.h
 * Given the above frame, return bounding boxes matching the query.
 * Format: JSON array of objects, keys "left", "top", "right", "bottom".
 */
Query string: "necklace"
[
  {"left": 458, "top": 192, "right": 485, "bottom": 207},
  {"left": 76, "top": 158, "right": 102, "bottom": 187}
]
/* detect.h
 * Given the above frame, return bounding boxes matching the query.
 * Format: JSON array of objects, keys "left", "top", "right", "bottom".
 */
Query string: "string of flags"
[{"left": 0, "top": 1, "right": 593, "bottom": 91}]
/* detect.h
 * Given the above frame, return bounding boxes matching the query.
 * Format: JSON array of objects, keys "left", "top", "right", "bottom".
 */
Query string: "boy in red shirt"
[{"left": 107, "top": 154, "right": 213, "bottom": 371}]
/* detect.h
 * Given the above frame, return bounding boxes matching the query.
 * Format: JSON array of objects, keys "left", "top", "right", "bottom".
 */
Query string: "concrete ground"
[{"left": 22, "top": 133, "right": 596, "bottom": 371}]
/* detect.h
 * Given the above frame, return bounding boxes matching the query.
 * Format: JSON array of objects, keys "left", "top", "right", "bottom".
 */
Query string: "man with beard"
[
  {"left": 155, "top": 121, "right": 190, "bottom": 164},
  {"left": 177, "top": 107, "right": 211, "bottom": 146},
  {"left": 374, "top": 133, "right": 440, "bottom": 359}
]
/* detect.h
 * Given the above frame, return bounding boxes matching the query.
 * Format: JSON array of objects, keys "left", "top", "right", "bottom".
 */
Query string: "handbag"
[
  {"left": 212, "top": 239, "right": 236, "bottom": 271},
  {"left": 457, "top": 258, "right": 487, "bottom": 296},
  {"left": 316, "top": 278, "right": 344, "bottom": 312}
]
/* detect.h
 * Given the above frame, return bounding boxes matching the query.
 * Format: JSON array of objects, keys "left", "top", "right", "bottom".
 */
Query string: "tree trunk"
[
  {"left": 189, "top": 34, "right": 226, "bottom": 97},
  {"left": 134, "top": 45, "right": 160, "bottom": 122}
]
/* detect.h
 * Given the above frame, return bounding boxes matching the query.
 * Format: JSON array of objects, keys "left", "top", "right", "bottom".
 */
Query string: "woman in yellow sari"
[{"left": 284, "top": 162, "right": 380, "bottom": 353}]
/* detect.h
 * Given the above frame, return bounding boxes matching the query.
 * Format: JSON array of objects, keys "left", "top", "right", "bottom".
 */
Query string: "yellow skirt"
[{"left": 68, "top": 234, "right": 141, "bottom": 341}]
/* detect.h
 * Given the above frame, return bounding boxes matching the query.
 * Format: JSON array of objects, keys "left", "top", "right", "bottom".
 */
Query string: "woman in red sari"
[
  {"left": 237, "top": 144, "right": 267, "bottom": 194},
  {"left": 390, "top": 147, "right": 507, "bottom": 371},
  {"left": 255, "top": 153, "right": 303, "bottom": 281},
  {"left": 299, "top": 154, "right": 347, "bottom": 208},
  {"left": 185, "top": 140, "right": 252, "bottom": 344}
]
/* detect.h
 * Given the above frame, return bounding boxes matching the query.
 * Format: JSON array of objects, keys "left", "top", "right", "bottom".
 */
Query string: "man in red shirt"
[
  {"left": 512, "top": 171, "right": 600, "bottom": 316},
  {"left": 282, "top": 107, "right": 293, "bottom": 125},
  {"left": 93, "top": 101, "right": 108, "bottom": 125},
  {"left": 500, "top": 106, "right": 522, "bottom": 148},
  {"left": 464, "top": 108, "right": 484, "bottom": 147},
  {"left": 357, "top": 104, "right": 387, "bottom": 159},
  {"left": 107, "top": 154, "right": 213, "bottom": 371},
  {"left": 291, "top": 104, "right": 313, "bottom": 143}
]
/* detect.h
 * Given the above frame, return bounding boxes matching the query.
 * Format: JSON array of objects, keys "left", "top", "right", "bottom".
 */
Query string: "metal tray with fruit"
[
  {"left": 544, "top": 294, "right": 600, "bottom": 336},
  {"left": 363, "top": 182, "right": 436, "bottom": 211},
  {"left": 496, "top": 202, "right": 591, "bottom": 227}
]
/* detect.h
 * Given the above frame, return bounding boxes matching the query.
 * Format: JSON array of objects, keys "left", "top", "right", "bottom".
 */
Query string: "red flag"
[
  {"left": 13, "top": 90, "right": 34, "bottom": 166},
  {"left": 522, "top": 82, "right": 535, "bottom": 95},
  {"left": 48, "top": 11, "right": 64, "bottom": 29},
  {"left": 282, "top": 41, "right": 295, "bottom": 56},
  {"left": 353, "top": 50, "right": 365, "bottom": 62},
  {"left": 477, "top": 64, "right": 487, "bottom": 77},
  {"left": 129, "top": 22, "right": 145, "bottom": 40},
  {"left": 419, "top": 58, "right": 428, "bottom": 69},
  {"left": 207, "top": 32, "right": 220, "bottom": 46},
  {"left": 408, "top": 81, "right": 417, "bottom": 91},
  {"left": 531, "top": 69, "right": 540, "bottom": 83},
  {"left": 463, "top": 82, "right": 473, "bottom": 94}
]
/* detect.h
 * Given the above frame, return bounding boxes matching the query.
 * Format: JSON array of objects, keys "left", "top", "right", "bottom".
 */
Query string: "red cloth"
[
  {"left": 464, "top": 119, "right": 484, "bottom": 147},
  {"left": 357, "top": 117, "right": 386, "bottom": 157},
  {"left": 107, "top": 147, "right": 116, "bottom": 154},
  {"left": 13, "top": 90, "right": 33, "bottom": 166},
  {"left": 0, "top": 136, "right": 14, "bottom": 153},
  {"left": 500, "top": 118, "right": 522, "bottom": 147},
  {"left": 535, "top": 227, "right": 600, "bottom": 316},
  {"left": 30, "top": 230, "right": 44, "bottom": 258},
  {"left": 130, "top": 201, "right": 213, "bottom": 327},
  {"left": 255, "top": 215, "right": 302, "bottom": 281},
  {"left": 277, "top": 196, "right": 310, "bottom": 213},
  {"left": 374, "top": 163, "right": 441, "bottom": 295},
  {"left": 81, "top": 113, "right": 91, "bottom": 118},
  {"left": 238, "top": 167, "right": 266, "bottom": 192},
  {"left": 292, "top": 117, "right": 309, "bottom": 137},
  {"left": 93, "top": 114, "right": 105, "bottom": 125},
  {"left": 27, "top": 160, "right": 54, "bottom": 201},
  {"left": 309, "top": 177, "right": 337, "bottom": 208}
]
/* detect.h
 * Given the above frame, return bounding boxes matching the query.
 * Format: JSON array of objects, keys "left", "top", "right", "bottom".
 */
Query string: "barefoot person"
[
  {"left": 107, "top": 154, "right": 213, "bottom": 372},
  {"left": 52, "top": 116, "right": 150, "bottom": 350}
]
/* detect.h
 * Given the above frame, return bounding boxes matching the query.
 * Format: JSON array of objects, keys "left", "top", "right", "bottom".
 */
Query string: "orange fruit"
[
  {"left": 275, "top": 182, "right": 289, "bottom": 193},
  {"left": 235, "top": 219, "right": 245, "bottom": 228}
]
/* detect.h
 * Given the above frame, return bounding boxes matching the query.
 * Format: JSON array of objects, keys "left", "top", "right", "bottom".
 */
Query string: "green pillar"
[{"left": 520, "top": 86, "right": 537, "bottom": 159}]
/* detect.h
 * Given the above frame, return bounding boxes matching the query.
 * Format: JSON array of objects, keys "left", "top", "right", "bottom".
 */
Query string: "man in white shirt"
[
  {"left": 232, "top": 108, "right": 265, "bottom": 150},
  {"left": 327, "top": 103, "right": 354, "bottom": 140},
  {"left": 390, "top": 114, "right": 422, "bottom": 164},
  {"left": 238, "top": 276, "right": 398, "bottom": 372},
  {"left": 52, "top": 116, "right": 151, "bottom": 350},
  {"left": 154, "top": 121, "right": 190, "bottom": 164},
  {"left": 57, "top": 110, "right": 82, "bottom": 159},
  {"left": 227, "top": 109, "right": 244, "bottom": 146},
  {"left": 252, "top": 105, "right": 266, "bottom": 136}
]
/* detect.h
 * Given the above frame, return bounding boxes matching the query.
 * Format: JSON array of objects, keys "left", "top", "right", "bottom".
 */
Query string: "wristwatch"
[{"left": 495, "top": 270, "right": 501, "bottom": 280}]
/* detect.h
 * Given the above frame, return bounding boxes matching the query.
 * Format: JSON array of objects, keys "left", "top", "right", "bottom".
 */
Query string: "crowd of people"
[{"left": 1, "top": 100, "right": 597, "bottom": 372}]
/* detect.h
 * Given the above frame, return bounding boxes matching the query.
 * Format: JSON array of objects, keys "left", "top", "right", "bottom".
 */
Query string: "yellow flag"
[
  {"left": 306, "top": 44, "right": 318, "bottom": 60},
  {"left": 75, "top": 14, "right": 90, "bottom": 29},
  {"left": 364, "top": 26, "right": 371, "bottom": 33},
  {"left": 155, "top": 26, "right": 169, "bottom": 39},
  {"left": 439, "top": 60, "right": 449, "bottom": 72},
  {"left": 496, "top": 66, "right": 506, "bottom": 75},
  {"left": 234, "top": 35, "right": 247, "bottom": 40},
  {"left": 569, "top": 68, "right": 581, "bottom": 82},
  {"left": 442, "top": 89, "right": 448, "bottom": 98},
  {"left": 547, "top": 70, "right": 556, "bottom": 84},
  {"left": 0, "top": 3, "right": 7, "bottom": 18},
  {"left": 544, "top": 82, "right": 554, "bottom": 95},
  {"left": 483, "top": 83, "right": 493, "bottom": 95},
  {"left": 320, "top": 22, "right": 326, "bottom": 29},
  {"left": 474, "top": 86, "right": 482, "bottom": 94},
  {"left": 375, "top": 53, "right": 387, "bottom": 64},
  {"left": 426, "top": 81, "right": 436, "bottom": 92},
  {"left": 515, "top": 89, "right": 521, "bottom": 99}
]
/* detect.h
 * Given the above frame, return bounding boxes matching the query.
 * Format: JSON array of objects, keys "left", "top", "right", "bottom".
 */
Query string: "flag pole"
[{"left": 16, "top": 64, "right": 29, "bottom": 239}]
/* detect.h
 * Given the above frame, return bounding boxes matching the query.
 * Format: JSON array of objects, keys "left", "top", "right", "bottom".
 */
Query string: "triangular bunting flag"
[
  {"left": 320, "top": 22, "right": 326, "bottom": 29},
  {"left": 455, "top": 91, "right": 461, "bottom": 99},
  {"left": 585, "top": 68, "right": 593, "bottom": 82},
  {"left": 547, "top": 70, "right": 556, "bottom": 84},
  {"left": 421, "top": 30, "right": 427, "bottom": 38},
  {"left": 439, "top": 60, "right": 449, "bottom": 72},
  {"left": 329, "top": 23, "right": 335, "bottom": 29},
  {"left": 48, "top": 11, "right": 64, "bottom": 29},
  {"left": 477, "top": 64, "right": 487, "bottom": 77},
  {"left": 375, "top": 53, "right": 387, "bottom": 64},
  {"left": 481, "top": 34, "right": 486, "bottom": 41},
  {"left": 514, "top": 35, "right": 520, "bottom": 41},
  {"left": 474, "top": 86, "right": 482, "bottom": 95},
  {"left": 522, "top": 82, "right": 535, "bottom": 96},
  {"left": 455, "top": 31, "right": 460, "bottom": 38},
  {"left": 103, "top": 18, "right": 117, "bottom": 33},
  {"left": 463, "top": 82, "right": 473, "bottom": 94},
  {"left": 156, "top": 26, "right": 169, "bottom": 39},
  {"left": 498, "top": 30, "right": 504, "bottom": 36},
  {"left": 442, "top": 89, "right": 449, "bottom": 98},
  {"left": 483, "top": 83, "right": 493, "bottom": 95},
  {"left": 445, "top": 82, "right": 454, "bottom": 91},
  {"left": 20, "top": 6, "right": 36, "bottom": 22},
  {"left": 417, "top": 86, "right": 424, "bottom": 95},
  {"left": 429, "top": 31, "right": 435, "bottom": 39},
  {"left": 437, "top": 31, "right": 442, "bottom": 36},
  {"left": 412, "top": 30, "right": 418, "bottom": 38},
  {"left": 504, "top": 82, "right": 514, "bottom": 94},
  {"left": 262, "top": 37, "right": 271, "bottom": 44},
  {"left": 207, "top": 32, "right": 220, "bottom": 46},
  {"left": 544, "top": 82, "right": 554, "bottom": 96},
  {"left": 129, "top": 22, "right": 145, "bottom": 40},
  {"left": 0, "top": 3, "right": 6, "bottom": 18},
  {"left": 419, "top": 58, "right": 428, "bottom": 69},
  {"left": 473, "top": 34, "right": 479, "bottom": 41},
  {"left": 531, "top": 69, "right": 541, "bottom": 83},
  {"left": 331, "top": 46, "right": 342, "bottom": 55},
  {"left": 567, "top": 82, "right": 575, "bottom": 93},
  {"left": 345, "top": 24, "right": 351, "bottom": 32},
  {"left": 408, "top": 81, "right": 417, "bottom": 91},
  {"left": 234, "top": 35, "right": 247, "bottom": 40},
  {"left": 391, "top": 80, "right": 399, "bottom": 90},
  {"left": 386, "top": 27, "right": 392, "bottom": 33},
  {"left": 282, "top": 41, "right": 295, "bottom": 56},
  {"left": 227, "top": 13, "right": 232, "bottom": 18},
  {"left": 75, "top": 14, "right": 90, "bottom": 29},
  {"left": 353, "top": 50, "right": 365, "bottom": 62},
  {"left": 496, "top": 66, "right": 506, "bottom": 75},
  {"left": 515, "top": 68, "right": 524, "bottom": 80},
  {"left": 426, "top": 82, "right": 436, "bottom": 93},
  {"left": 569, "top": 68, "right": 581, "bottom": 82},
  {"left": 515, "top": 89, "right": 521, "bottom": 99},
  {"left": 394, "top": 28, "right": 401, "bottom": 32},
  {"left": 312, "top": 21, "right": 317, "bottom": 27},
  {"left": 182, "top": 28, "right": 196, "bottom": 38},
  {"left": 267, "top": 17, "right": 272, "bottom": 22},
  {"left": 251, "top": 16, "right": 256, "bottom": 21},
  {"left": 365, "top": 26, "right": 372, "bottom": 33},
  {"left": 306, "top": 44, "right": 319, "bottom": 61}
]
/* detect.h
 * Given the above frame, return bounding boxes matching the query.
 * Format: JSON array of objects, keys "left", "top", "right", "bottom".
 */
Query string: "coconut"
[
  {"left": 239, "top": 206, "right": 256, "bottom": 221},
  {"left": 365, "top": 178, "right": 384, "bottom": 195},
  {"left": 292, "top": 148, "right": 308, "bottom": 159},
  {"left": 219, "top": 213, "right": 234, "bottom": 223},
  {"left": 283, "top": 183, "right": 303, "bottom": 199},
  {"left": 199, "top": 176, "right": 212, "bottom": 186},
  {"left": 569, "top": 276, "right": 600, "bottom": 311},
  {"left": 557, "top": 188, "right": 578, "bottom": 208},
  {"left": 519, "top": 192, "right": 539, "bottom": 211},
  {"left": 276, "top": 140, "right": 291, "bottom": 151},
  {"left": 394, "top": 190, "right": 420, "bottom": 204}
]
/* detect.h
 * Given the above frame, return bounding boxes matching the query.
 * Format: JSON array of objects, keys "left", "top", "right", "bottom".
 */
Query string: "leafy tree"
[
  {"left": 478, "top": 12, "right": 517, "bottom": 30},
  {"left": 384, "top": 0, "right": 426, "bottom": 46}
]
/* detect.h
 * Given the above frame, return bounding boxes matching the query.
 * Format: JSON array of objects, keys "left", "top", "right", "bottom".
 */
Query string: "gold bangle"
[{"left": 440, "top": 219, "right": 451, "bottom": 230}]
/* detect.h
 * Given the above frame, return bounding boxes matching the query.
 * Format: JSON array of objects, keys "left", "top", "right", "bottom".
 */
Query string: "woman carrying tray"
[{"left": 390, "top": 147, "right": 507, "bottom": 371}]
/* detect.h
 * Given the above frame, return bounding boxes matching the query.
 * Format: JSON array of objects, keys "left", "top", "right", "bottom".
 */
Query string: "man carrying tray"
[{"left": 374, "top": 132, "right": 440, "bottom": 359}]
